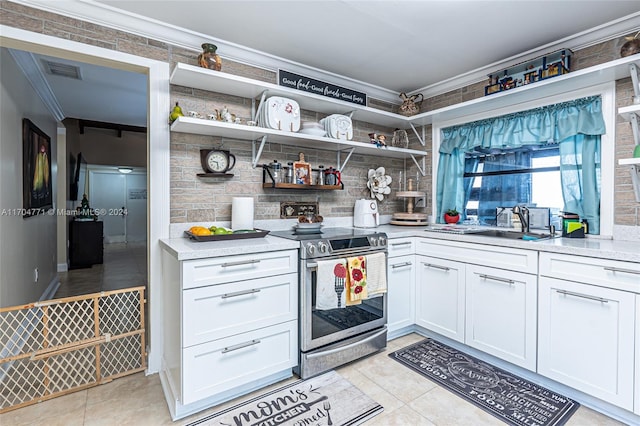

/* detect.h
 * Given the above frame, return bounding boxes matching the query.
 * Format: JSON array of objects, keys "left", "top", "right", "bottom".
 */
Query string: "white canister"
[{"left": 231, "top": 197, "right": 254, "bottom": 230}]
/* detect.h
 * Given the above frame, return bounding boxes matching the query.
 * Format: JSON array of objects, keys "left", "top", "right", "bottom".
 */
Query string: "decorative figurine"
[
  {"left": 367, "top": 167, "right": 392, "bottom": 201},
  {"left": 197, "top": 43, "right": 222, "bottom": 71},
  {"left": 169, "top": 102, "right": 184, "bottom": 123}
]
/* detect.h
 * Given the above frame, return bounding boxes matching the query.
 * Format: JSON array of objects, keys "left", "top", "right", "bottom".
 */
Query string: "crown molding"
[
  {"left": 11, "top": 1, "right": 640, "bottom": 103},
  {"left": 410, "top": 11, "right": 640, "bottom": 99},
  {"left": 11, "top": 0, "right": 401, "bottom": 104},
  {"left": 8, "top": 48, "right": 65, "bottom": 121}
]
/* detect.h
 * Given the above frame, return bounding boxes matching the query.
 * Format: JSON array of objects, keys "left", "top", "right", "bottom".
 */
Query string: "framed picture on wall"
[{"left": 23, "top": 118, "right": 52, "bottom": 217}]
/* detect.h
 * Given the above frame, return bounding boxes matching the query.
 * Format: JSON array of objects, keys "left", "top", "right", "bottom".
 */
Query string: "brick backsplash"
[{"left": 2, "top": 1, "right": 636, "bottom": 225}]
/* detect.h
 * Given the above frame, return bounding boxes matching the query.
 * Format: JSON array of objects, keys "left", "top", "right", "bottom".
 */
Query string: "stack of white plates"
[
  {"left": 298, "top": 121, "right": 326, "bottom": 137},
  {"left": 294, "top": 222, "right": 323, "bottom": 234},
  {"left": 319, "top": 114, "right": 353, "bottom": 140},
  {"left": 258, "top": 96, "right": 300, "bottom": 132}
]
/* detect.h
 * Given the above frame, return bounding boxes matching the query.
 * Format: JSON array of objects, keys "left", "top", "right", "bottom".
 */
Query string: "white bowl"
[
  {"left": 296, "top": 222, "right": 323, "bottom": 229},
  {"left": 299, "top": 128, "right": 327, "bottom": 137}
]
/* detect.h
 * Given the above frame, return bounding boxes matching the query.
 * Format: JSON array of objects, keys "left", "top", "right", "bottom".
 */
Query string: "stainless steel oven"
[{"left": 271, "top": 227, "right": 388, "bottom": 379}]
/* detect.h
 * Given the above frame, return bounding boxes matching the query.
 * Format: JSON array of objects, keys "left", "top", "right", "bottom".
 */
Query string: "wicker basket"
[{"left": 391, "top": 129, "right": 409, "bottom": 148}]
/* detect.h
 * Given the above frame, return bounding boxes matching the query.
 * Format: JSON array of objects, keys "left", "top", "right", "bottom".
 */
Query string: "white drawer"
[
  {"left": 182, "top": 273, "right": 298, "bottom": 347},
  {"left": 182, "top": 320, "right": 297, "bottom": 405},
  {"left": 182, "top": 249, "right": 297, "bottom": 289},
  {"left": 388, "top": 237, "right": 415, "bottom": 258},
  {"left": 539, "top": 252, "right": 640, "bottom": 293},
  {"left": 416, "top": 238, "right": 538, "bottom": 274}
]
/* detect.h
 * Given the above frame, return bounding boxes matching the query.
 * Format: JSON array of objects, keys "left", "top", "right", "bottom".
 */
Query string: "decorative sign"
[
  {"left": 128, "top": 189, "right": 147, "bottom": 200},
  {"left": 280, "top": 202, "right": 318, "bottom": 219},
  {"left": 278, "top": 70, "right": 367, "bottom": 106}
]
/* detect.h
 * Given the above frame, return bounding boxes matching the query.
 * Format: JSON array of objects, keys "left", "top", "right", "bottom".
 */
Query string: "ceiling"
[
  {"left": 94, "top": 0, "right": 640, "bottom": 92},
  {"left": 11, "top": 1, "right": 640, "bottom": 128}
]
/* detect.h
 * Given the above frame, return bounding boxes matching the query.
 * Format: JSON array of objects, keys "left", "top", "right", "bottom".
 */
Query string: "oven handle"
[
  {"left": 305, "top": 328, "right": 387, "bottom": 359},
  {"left": 305, "top": 252, "right": 388, "bottom": 269}
]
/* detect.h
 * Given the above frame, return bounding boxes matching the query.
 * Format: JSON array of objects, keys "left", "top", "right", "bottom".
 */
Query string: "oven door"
[{"left": 300, "top": 252, "right": 387, "bottom": 352}]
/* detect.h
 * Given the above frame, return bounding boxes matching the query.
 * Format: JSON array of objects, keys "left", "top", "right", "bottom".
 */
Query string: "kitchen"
[{"left": 1, "top": 1, "right": 640, "bottom": 425}]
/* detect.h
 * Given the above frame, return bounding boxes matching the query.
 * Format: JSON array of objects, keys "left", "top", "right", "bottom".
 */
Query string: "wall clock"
[{"left": 199, "top": 149, "right": 236, "bottom": 175}]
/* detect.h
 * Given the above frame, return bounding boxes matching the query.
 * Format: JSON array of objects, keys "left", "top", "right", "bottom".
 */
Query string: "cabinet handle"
[
  {"left": 221, "top": 288, "right": 261, "bottom": 299},
  {"left": 221, "top": 339, "right": 261, "bottom": 354},
  {"left": 477, "top": 274, "right": 515, "bottom": 285},
  {"left": 221, "top": 259, "right": 261, "bottom": 267},
  {"left": 391, "top": 242, "right": 412, "bottom": 247},
  {"left": 391, "top": 261, "right": 412, "bottom": 269},
  {"left": 422, "top": 262, "right": 450, "bottom": 271},
  {"left": 555, "top": 289, "right": 609, "bottom": 303},
  {"left": 604, "top": 266, "right": 640, "bottom": 276}
]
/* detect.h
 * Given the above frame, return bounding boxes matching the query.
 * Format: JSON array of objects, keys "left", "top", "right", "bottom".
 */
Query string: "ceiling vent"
[{"left": 41, "top": 60, "right": 82, "bottom": 80}]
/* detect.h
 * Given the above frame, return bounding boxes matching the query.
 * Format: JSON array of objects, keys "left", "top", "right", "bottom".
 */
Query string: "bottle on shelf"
[{"left": 286, "top": 162, "right": 294, "bottom": 183}]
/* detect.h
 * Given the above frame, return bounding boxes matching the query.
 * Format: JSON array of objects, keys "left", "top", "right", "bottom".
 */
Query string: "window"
[{"left": 463, "top": 146, "right": 563, "bottom": 226}]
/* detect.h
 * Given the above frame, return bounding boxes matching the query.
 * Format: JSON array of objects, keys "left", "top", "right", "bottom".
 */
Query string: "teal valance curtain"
[{"left": 436, "top": 95, "right": 605, "bottom": 233}]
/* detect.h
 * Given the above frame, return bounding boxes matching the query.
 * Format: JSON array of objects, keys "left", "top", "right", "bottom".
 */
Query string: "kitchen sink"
[{"left": 472, "top": 229, "right": 553, "bottom": 241}]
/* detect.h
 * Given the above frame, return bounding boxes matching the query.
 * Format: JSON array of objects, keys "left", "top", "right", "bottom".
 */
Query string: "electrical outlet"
[
  {"left": 34, "top": 268, "right": 38, "bottom": 283},
  {"left": 415, "top": 197, "right": 426, "bottom": 208}
]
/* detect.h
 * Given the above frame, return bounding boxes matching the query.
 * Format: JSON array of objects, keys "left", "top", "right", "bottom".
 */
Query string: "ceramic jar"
[{"left": 197, "top": 43, "right": 222, "bottom": 71}]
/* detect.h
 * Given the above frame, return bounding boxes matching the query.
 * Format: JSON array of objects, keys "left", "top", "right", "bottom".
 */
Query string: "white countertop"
[
  {"left": 161, "top": 222, "right": 639, "bottom": 263},
  {"left": 160, "top": 235, "right": 300, "bottom": 260},
  {"left": 376, "top": 224, "right": 640, "bottom": 263}
]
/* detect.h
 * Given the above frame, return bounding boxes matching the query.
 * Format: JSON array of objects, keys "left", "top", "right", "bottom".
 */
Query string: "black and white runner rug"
[
  {"left": 186, "top": 370, "right": 383, "bottom": 426},
  {"left": 390, "top": 338, "right": 579, "bottom": 426}
]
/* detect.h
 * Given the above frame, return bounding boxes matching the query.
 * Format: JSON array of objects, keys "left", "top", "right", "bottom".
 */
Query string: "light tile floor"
[
  {"left": 1, "top": 333, "right": 628, "bottom": 426},
  {"left": 55, "top": 242, "right": 147, "bottom": 298}
]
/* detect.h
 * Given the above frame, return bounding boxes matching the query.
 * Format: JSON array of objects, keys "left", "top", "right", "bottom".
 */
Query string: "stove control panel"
[{"left": 302, "top": 233, "right": 388, "bottom": 259}]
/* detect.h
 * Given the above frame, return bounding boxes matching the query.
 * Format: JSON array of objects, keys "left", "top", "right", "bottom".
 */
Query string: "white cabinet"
[
  {"left": 182, "top": 321, "right": 297, "bottom": 405},
  {"left": 387, "top": 238, "right": 416, "bottom": 336},
  {"left": 182, "top": 272, "right": 297, "bottom": 347},
  {"left": 415, "top": 238, "right": 538, "bottom": 370},
  {"left": 465, "top": 264, "right": 537, "bottom": 370},
  {"left": 160, "top": 247, "right": 299, "bottom": 420},
  {"left": 538, "top": 276, "right": 635, "bottom": 410},
  {"left": 415, "top": 255, "right": 465, "bottom": 342}
]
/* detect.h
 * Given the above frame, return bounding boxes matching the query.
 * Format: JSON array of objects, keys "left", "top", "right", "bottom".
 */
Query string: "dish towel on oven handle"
[
  {"left": 346, "top": 256, "right": 367, "bottom": 306},
  {"left": 315, "top": 258, "right": 347, "bottom": 310},
  {"left": 365, "top": 252, "right": 387, "bottom": 296}
]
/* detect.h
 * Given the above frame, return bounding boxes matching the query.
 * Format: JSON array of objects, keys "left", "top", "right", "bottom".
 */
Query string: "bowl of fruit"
[{"left": 184, "top": 225, "right": 269, "bottom": 241}]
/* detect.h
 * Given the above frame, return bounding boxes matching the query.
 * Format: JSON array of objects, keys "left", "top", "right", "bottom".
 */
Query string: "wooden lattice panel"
[{"left": 0, "top": 287, "right": 146, "bottom": 413}]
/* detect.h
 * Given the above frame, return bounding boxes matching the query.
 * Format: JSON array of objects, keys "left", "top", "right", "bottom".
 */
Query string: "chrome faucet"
[{"left": 512, "top": 205, "right": 530, "bottom": 233}]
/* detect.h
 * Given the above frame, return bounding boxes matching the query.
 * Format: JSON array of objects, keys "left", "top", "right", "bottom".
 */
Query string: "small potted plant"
[{"left": 444, "top": 208, "right": 460, "bottom": 224}]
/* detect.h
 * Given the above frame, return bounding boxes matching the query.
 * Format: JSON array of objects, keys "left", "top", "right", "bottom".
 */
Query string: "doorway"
[
  {"left": 1, "top": 25, "right": 170, "bottom": 375},
  {"left": 89, "top": 168, "right": 147, "bottom": 244},
  {"left": 57, "top": 165, "right": 148, "bottom": 298}
]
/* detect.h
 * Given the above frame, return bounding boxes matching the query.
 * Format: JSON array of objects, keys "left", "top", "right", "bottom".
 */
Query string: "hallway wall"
[{"left": 0, "top": 47, "right": 58, "bottom": 308}]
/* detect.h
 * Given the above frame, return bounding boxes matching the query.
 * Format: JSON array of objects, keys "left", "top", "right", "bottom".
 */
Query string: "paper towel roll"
[{"left": 231, "top": 197, "right": 254, "bottom": 230}]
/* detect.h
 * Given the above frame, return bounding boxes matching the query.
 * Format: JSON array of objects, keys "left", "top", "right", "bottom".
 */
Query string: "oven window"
[{"left": 311, "top": 277, "right": 384, "bottom": 340}]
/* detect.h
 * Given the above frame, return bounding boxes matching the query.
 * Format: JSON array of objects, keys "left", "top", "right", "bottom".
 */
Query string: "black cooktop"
[{"left": 270, "top": 227, "right": 383, "bottom": 241}]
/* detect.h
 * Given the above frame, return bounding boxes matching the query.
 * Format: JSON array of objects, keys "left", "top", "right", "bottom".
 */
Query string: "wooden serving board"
[{"left": 391, "top": 212, "right": 429, "bottom": 226}]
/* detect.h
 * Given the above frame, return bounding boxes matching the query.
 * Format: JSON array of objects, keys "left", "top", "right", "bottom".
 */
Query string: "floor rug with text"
[
  {"left": 389, "top": 338, "right": 579, "bottom": 426},
  {"left": 186, "top": 370, "right": 383, "bottom": 426}
]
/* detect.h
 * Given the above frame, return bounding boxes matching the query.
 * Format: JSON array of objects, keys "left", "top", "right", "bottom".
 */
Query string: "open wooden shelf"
[
  {"left": 196, "top": 173, "right": 234, "bottom": 178},
  {"left": 262, "top": 183, "right": 342, "bottom": 190}
]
